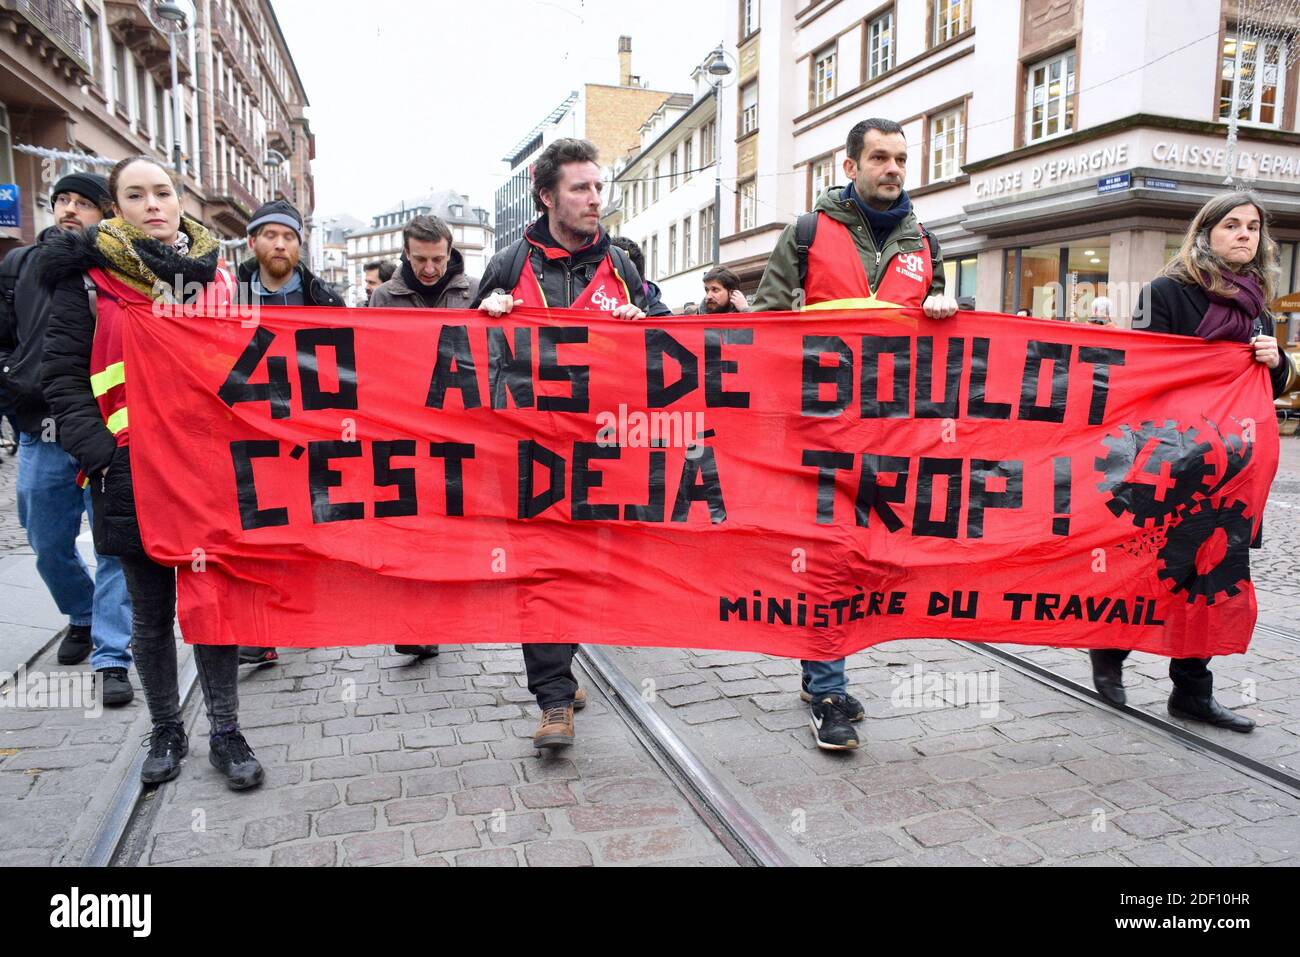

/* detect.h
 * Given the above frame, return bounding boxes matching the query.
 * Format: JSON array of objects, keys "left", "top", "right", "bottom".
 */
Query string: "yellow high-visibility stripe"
[
  {"left": 90, "top": 361, "right": 125, "bottom": 397},
  {"left": 105, "top": 407, "right": 129, "bottom": 435},
  {"left": 801, "top": 296, "right": 904, "bottom": 312}
]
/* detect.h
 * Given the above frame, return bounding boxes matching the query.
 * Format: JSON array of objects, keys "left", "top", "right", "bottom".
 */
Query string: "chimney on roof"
[{"left": 618, "top": 35, "right": 633, "bottom": 86}]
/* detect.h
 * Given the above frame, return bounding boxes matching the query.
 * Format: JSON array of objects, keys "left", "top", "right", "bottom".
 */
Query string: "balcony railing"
[
  {"left": 209, "top": 8, "right": 255, "bottom": 87},
  {"left": 214, "top": 95, "right": 255, "bottom": 155},
  {"left": 0, "top": 0, "right": 91, "bottom": 75},
  {"left": 219, "top": 175, "right": 260, "bottom": 217}
]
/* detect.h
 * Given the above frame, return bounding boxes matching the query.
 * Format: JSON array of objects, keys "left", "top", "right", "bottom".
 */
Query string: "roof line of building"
[
  {"left": 502, "top": 91, "right": 581, "bottom": 162},
  {"left": 261, "top": 0, "right": 311, "bottom": 109},
  {"left": 616, "top": 91, "right": 716, "bottom": 181}
]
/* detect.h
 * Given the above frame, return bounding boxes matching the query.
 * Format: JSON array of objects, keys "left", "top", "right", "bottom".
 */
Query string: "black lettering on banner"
[
  {"left": 426, "top": 325, "right": 482, "bottom": 410},
  {"left": 218, "top": 327, "right": 292, "bottom": 419},
  {"left": 912, "top": 457, "right": 963, "bottom": 538},
  {"left": 672, "top": 446, "right": 727, "bottom": 523},
  {"left": 1077, "top": 346, "right": 1126, "bottom": 425},
  {"left": 967, "top": 459, "right": 1024, "bottom": 538},
  {"left": 1018, "top": 340, "right": 1072, "bottom": 423},
  {"left": 573, "top": 441, "right": 620, "bottom": 521},
  {"left": 861, "top": 336, "right": 911, "bottom": 418},
  {"left": 518, "top": 440, "right": 565, "bottom": 518},
  {"left": 429, "top": 442, "right": 475, "bottom": 516},
  {"left": 856, "top": 454, "right": 909, "bottom": 531},
  {"left": 308, "top": 440, "right": 364, "bottom": 524},
  {"left": 801, "top": 335, "right": 852, "bottom": 417},
  {"left": 1052, "top": 456, "right": 1072, "bottom": 536},
  {"left": 914, "top": 336, "right": 965, "bottom": 419},
  {"left": 230, "top": 440, "right": 288, "bottom": 530},
  {"left": 372, "top": 440, "right": 417, "bottom": 518},
  {"left": 1004, "top": 592, "right": 1033, "bottom": 620},
  {"left": 487, "top": 327, "right": 535, "bottom": 409},
  {"left": 537, "top": 327, "right": 589, "bottom": 412},
  {"left": 295, "top": 328, "right": 359, "bottom": 411},
  {"left": 624, "top": 449, "right": 666, "bottom": 522},
  {"left": 645, "top": 329, "right": 699, "bottom": 407},
  {"left": 802, "top": 450, "right": 854, "bottom": 524},
  {"left": 967, "top": 337, "right": 1012, "bottom": 420},
  {"left": 704, "top": 328, "right": 752, "bottom": 408}
]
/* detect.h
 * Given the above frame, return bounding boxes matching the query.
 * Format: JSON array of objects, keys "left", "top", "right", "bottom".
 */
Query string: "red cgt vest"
[
  {"left": 511, "top": 242, "right": 632, "bottom": 312},
  {"left": 802, "top": 213, "right": 933, "bottom": 311}
]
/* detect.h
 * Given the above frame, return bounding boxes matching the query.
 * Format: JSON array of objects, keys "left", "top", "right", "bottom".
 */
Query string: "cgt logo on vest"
[
  {"left": 894, "top": 252, "right": 928, "bottom": 285},
  {"left": 588, "top": 283, "right": 621, "bottom": 312}
]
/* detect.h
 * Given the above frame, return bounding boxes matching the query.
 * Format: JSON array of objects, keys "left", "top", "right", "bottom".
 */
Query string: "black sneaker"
[
  {"left": 56, "top": 624, "right": 92, "bottom": 665},
  {"left": 800, "top": 677, "right": 864, "bottom": 721},
  {"left": 141, "top": 722, "right": 188, "bottom": 784},
  {"left": 96, "top": 667, "right": 134, "bottom": 707},
  {"left": 238, "top": 646, "right": 278, "bottom": 665},
  {"left": 394, "top": 645, "right": 439, "bottom": 658},
  {"left": 810, "top": 695, "right": 860, "bottom": 751},
  {"left": 209, "top": 730, "right": 264, "bottom": 790}
]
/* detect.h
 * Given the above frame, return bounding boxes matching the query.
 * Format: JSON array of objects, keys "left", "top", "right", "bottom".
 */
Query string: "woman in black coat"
[{"left": 1090, "top": 190, "right": 1297, "bottom": 732}]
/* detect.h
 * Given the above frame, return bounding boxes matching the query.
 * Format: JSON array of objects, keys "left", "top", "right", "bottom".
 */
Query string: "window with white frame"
[
  {"left": 810, "top": 156, "right": 835, "bottom": 209},
  {"left": 933, "top": 0, "right": 970, "bottom": 46},
  {"left": 653, "top": 160, "right": 661, "bottom": 202},
  {"left": 739, "top": 179, "right": 757, "bottom": 231},
  {"left": 740, "top": 81, "right": 758, "bottom": 135},
  {"left": 701, "top": 118, "right": 716, "bottom": 165},
  {"left": 812, "top": 44, "right": 837, "bottom": 109},
  {"left": 742, "top": 0, "right": 759, "bottom": 38},
  {"left": 670, "top": 151, "right": 679, "bottom": 189},
  {"left": 1220, "top": 33, "right": 1288, "bottom": 127},
  {"left": 683, "top": 215, "right": 694, "bottom": 268},
  {"left": 699, "top": 204, "right": 715, "bottom": 262},
  {"left": 930, "top": 106, "right": 963, "bottom": 181},
  {"left": 650, "top": 234, "right": 659, "bottom": 279},
  {"left": 1026, "top": 51, "right": 1076, "bottom": 143},
  {"left": 867, "top": 11, "right": 894, "bottom": 80},
  {"left": 669, "top": 224, "right": 678, "bottom": 274},
  {"left": 684, "top": 138, "right": 693, "bottom": 180}
]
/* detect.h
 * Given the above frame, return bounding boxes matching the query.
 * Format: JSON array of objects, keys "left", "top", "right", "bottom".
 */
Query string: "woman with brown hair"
[
  {"left": 40, "top": 155, "right": 263, "bottom": 789},
  {"left": 1089, "top": 190, "right": 1297, "bottom": 732}
]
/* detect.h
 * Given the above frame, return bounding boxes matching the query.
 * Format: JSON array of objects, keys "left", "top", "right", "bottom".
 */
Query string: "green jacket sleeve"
[
  {"left": 751, "top": 224, "right": 802, "bottom": 312},
  {"left": 927, "top": 232, "right": 945, "bottom": 299}
]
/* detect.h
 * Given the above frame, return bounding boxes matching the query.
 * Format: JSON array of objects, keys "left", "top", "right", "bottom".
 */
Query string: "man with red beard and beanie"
[{"left": 234, "top": 200, "right": 343, "bottom": 666}]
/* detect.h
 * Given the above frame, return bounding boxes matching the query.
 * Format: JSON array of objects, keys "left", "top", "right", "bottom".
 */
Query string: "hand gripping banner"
[{"left": 122, "top": 302, "right": 1279, "bottom": 659}]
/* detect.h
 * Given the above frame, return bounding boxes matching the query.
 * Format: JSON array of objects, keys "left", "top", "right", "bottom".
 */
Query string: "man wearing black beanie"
[{"left": 0, "top": 169, "right": 135, "bottom": 706}]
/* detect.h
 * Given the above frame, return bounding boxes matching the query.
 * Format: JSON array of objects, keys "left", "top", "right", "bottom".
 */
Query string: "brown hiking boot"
[
  {"left": 573, "top": 687, "right": 586, "bottom": 710},
  {"left": 534, "top": 703, "right": 575, "bottom": 749}
]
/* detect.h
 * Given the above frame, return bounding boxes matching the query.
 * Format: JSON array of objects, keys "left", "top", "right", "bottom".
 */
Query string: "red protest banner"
[{"left": 122, "top": 303, "right": 1279, "bottom": 659}]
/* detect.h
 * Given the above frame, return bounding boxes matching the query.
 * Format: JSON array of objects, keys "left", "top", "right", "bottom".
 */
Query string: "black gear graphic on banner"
[
  {"left": 1095, "top": 420, "right": 1213, "bottom": 527},
  {"left": 1156, "top": 498, "right": 1253, "bottom": 605}
]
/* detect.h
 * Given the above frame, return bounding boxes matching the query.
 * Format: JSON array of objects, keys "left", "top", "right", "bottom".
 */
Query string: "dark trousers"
[
  {"left": 120, "top": 554, "right": 240, "bottom": 730},
  {"left": 1092, "top": 649, "right": 1214, "bottom": 696},
  {"left": 523, "top": 642, "right": 578, "bottom": 708}
]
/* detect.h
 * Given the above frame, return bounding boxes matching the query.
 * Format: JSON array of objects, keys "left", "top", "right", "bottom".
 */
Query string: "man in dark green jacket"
[{"left": 753, "top": 117, "right": 957, "bottom": 752}]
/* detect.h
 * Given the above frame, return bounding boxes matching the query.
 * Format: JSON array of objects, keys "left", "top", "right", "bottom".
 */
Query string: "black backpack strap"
[
  {"left": 794, "top": 211, "right": 819, "bottom": 290},
  {"left": 83, "top": 272, "right": 99, "bottom": 319},
  {"left": 502, "top": 239, "right": 533, "bottom": 296},
  {"left": 0, "top": 245, "right": 34, "bottom": 308},
  {"left": 606, "top": 244, "right": 643, "bottom": 294},
  {"left": 920, "top": 223, "right": 939, "bottom": 264}
]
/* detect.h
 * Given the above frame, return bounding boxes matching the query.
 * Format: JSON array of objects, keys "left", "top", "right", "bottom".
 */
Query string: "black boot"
[
  {"left": 1168, "top": 689, "right": 1255, "bottom": 733},
  {"left": 1089, "top": 650, "right": 1126, "bottom": 707},
  {"left": 56, "top": 624, "right": 92, "bottom": 665},
  {"left": 209, "top": 728, "right": 264, "bottom": 790},
  {"left": 96, "top": 667, "right": 134, "bottom": 707}
]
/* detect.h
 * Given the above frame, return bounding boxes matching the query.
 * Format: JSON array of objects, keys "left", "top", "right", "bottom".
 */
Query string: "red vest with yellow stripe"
[
  {"left": 86, "top": 264, "right": 234, "bottom": 449},
  {"left": 510, "top": 235, "right": 632, "bottom": 311},
  {"left": 802, "top": 212, "right": 933, "bottom": 311}
]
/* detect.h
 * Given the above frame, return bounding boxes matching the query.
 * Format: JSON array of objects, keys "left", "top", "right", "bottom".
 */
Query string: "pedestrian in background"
[
  {"left": 609, "top": 235, "right": 673, "bottom": 317},
  {"left": 363, "top": 259, "right": 396, "bottom": 304},
  {"left": 0, "top": 171, "right": 134, "bottom": 706},
  {"left": 369, "top": 215, "right": 478, "bottom": 310},
  {"left": 700, "top": 265, "right": 747, "bottom": 314}
]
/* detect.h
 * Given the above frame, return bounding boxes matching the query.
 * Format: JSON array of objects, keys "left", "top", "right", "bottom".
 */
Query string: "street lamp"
[
  {"left": 707, "top": 45, "right": 732, "bottom": 266},
  {"left": 264, "top": 148, "right": 287, "bottom": 200},
  {"left": 156, "top": 1, "right": 194, "bottom": 177}
]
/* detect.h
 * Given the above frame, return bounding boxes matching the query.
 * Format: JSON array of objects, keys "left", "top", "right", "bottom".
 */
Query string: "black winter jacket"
[
  {"left": 39, "top": 226, "right": 222, "bottom": 556},
  {"left": 235, "top": 258, "right": 344, "bottom": 308},
  {"left": 1134, "top": 276, "right": 1296, "bottom": 398},
  {"left": 472, "top": 220, "right": 652, "bottom": 313},
  {"left": 1, "top": 227, "right": 66, "bottom": 433}
]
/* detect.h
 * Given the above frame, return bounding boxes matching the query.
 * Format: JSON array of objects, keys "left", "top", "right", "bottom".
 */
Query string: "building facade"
[
  {"left": 0, "top": 0, "right": 314, "bottom": 258},
  {"left": 720, "top": 0, "right": 1300, "bottom": 334},
  {"left": 493, "top": 35, "right": 689, "bottom": 253},
  {"left": 612, "top": 53, "right": 723, "bottom": 309},
  {"left": 343, "top": 189, "right": 494, "bottom": 304}
]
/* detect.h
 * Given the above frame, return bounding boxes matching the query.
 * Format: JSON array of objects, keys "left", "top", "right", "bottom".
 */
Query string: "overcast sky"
[{"left": 273, "top": 0, "right": 724, "bottom": 228}]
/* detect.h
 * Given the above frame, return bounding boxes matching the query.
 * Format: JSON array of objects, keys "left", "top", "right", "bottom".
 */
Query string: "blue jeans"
[
  {"left": 16, "top": 432, "right": 132, "bottom": 670},
  {"left": 801, "top": 657, "right": 846, "bottom": 697}
]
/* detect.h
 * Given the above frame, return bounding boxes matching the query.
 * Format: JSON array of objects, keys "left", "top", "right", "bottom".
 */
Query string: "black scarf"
[{"left": 400, "top": 249, "right": 463, "bottom": 307}]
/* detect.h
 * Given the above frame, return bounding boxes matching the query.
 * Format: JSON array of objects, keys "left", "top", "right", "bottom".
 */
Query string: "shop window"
[{"left": 1004, "top": 241, "right": 1111, "bottom": 320}]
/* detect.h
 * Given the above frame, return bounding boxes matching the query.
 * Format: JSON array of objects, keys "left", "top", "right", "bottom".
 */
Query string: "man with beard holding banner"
[
  {"left": 752, "top": 117, "right": 958, "bottom": 751},
  {"left": 474, "top": 137, "right": 652, "bottom": 749}
]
